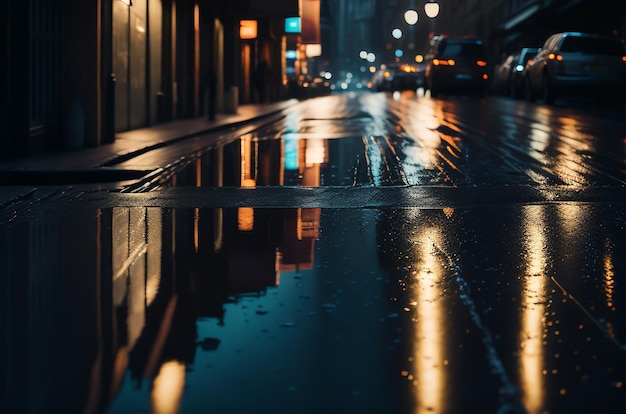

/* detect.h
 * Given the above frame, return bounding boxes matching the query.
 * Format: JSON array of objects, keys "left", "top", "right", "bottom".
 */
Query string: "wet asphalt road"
[{"left": 2, "top": 91, "right": 626, "bottom": 414}]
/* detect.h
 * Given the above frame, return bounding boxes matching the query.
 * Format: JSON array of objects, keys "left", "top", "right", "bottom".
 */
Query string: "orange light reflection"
[
  {"left": 604, "top": 238, "right": 615, "bottom": 312},
  {"left": 151, "top": 360, "right": 186, "bottom": 414},
  {"left": 519, "top": 206, "right": 547, "bottom": 413},
  {"left": 411, "top": 227, "right": 446, "bottom": 413}
]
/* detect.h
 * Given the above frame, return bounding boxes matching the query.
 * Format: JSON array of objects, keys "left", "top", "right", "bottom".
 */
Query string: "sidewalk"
[
  {"left": 0, "top": 100, "right": 297, "bottom": 206},
  {"left": 1, "top": 100, "right": 297, "bottom": 171}
]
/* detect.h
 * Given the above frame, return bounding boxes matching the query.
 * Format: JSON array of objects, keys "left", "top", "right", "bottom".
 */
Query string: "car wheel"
[{"left": 542, "top": 72, "right": 555, "bottom": 104}]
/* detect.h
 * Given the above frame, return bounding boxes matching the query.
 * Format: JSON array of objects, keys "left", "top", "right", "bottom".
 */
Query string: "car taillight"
[{"left": 476, "top": 60, "right": 487, "bottom": 67}]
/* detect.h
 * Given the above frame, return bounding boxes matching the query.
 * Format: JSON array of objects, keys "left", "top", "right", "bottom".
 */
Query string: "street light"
[
  {"left": 404, "top": 9, "right": 418, "bottom": 25},
  {"left": 424, "top": 1, "right": 440, "bottom": 18}
]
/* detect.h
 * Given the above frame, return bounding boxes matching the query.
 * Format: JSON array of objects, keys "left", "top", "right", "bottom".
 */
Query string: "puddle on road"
[
  {"left": 158, "top": 133, "right": 380, "bottom": 188},
  {"left": 154, "top": 129, "right": 450, "bottom": 190},
  {"left": 148, "top": 103, "right": 453, "bottom": 190},
  {"left": 3, "top": 204, "right": 626, "bottom": 413}
]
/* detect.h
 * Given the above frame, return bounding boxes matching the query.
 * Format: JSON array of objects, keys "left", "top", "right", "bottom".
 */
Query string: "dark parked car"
[
  {"left": 526, "top": 32, "right": 626, "bottom": 104},
  {"left": 492, "top": 53, "right": 517, "bottom": 96},
  {"left": 493, "top": 47, "right": 540, "bottom": 98},
  {"left": 372, "top": 63, "right": 423, "bottom": 92},
  {"left": 424, "top": 35, "right": 491, "bottom": 98},
  {"left": 509, "top": 47, "right": 540, "bottom": 99}
]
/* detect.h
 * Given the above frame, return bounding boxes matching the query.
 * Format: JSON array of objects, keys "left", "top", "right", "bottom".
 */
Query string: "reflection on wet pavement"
[
  {"left": 3, "top": 201, "right": 626, "bottom": 413},
  {"left": 127, "top": 93, "right": 625, "bottom": 193},
  {"left": 519, "top": 206, "right": 548, "bottom": 412}
]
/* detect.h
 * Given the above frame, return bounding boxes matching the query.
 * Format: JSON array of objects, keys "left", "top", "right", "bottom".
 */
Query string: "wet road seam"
[{"left": 81, "top": 185, "right": 626, "bottom": 209}]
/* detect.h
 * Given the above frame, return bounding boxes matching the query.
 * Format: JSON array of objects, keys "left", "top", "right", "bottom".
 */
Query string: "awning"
[
  {"left": 557, "top": 0, "right": 584, "bottom": 13},
  {"left": 301, "top": 0, "right": 320, "bottom": 44},
  {"left": 502, "top": 4, "right": 540, "bottom": 31}
]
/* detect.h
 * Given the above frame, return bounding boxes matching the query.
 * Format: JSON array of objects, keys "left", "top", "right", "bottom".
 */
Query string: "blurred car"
[
  {"left": 525, "top": 32, "right": 626, "bottom": 104},
  {"left": 295, "top": 75, "right": 331, "bottom": 99},
  {"left": 509, "top": 47, "right": 540, "bottom": 99},
  {"left": 424, "top": 35, "right": 491, "bottom": 98},
  {"left": 371, "top": 68, "right": 389, "bottom": 91},
  {"left": 492, "top": 53, "right": 517, "bottom": 96},
  {"left": 492, "top": 47, "right": 540, "bottom": 98},
  {"left": 372, "top": 63, "right": 423, "bottom": 92}
]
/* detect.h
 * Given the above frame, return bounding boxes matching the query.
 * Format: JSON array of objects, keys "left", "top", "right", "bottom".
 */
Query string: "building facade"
[{"left": 1, "top": 0, "right": 299, "bottom": 160}]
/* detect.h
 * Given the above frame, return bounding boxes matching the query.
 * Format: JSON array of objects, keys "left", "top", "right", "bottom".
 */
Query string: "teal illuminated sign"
[{"left": 285, "top": 17, "right": 301, "bottom": 33}]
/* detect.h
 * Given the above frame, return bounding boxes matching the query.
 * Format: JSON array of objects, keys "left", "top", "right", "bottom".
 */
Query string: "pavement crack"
[
  {"left": 435, "top": 241, "right": 526, "bottom": 414},
  {"left": 550, "top": 276, "right": 626, "bottom": 352}
]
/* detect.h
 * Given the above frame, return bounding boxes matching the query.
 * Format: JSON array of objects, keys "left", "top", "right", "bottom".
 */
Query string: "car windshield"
[
  {"left": 439, "top": 41, "right": 487, "bottom": 58},
  {"left": 560, "top": 36, "right": 625, "bottom": 55}
]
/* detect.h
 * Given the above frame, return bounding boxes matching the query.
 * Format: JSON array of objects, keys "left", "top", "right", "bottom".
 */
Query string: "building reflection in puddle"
[
  {"left": 0, "top": 204, "right": 322, "bottom": 412},
  {"left": 5, "top": 204, "right": 426, "bottom": 413},
  {"left": 107, "top": 205, "right": 321, "bottom": 411},
  {"left": 167, "top": 131, "right": 333, "bottom": 189}
]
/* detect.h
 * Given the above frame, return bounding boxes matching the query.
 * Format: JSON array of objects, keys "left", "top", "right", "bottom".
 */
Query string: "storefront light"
[
  {"left": 240, "top": 20, "right": 257, "bottom": 39},
  {"left": 305, "top": 44, "right": 322, "bottom": 57}
]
